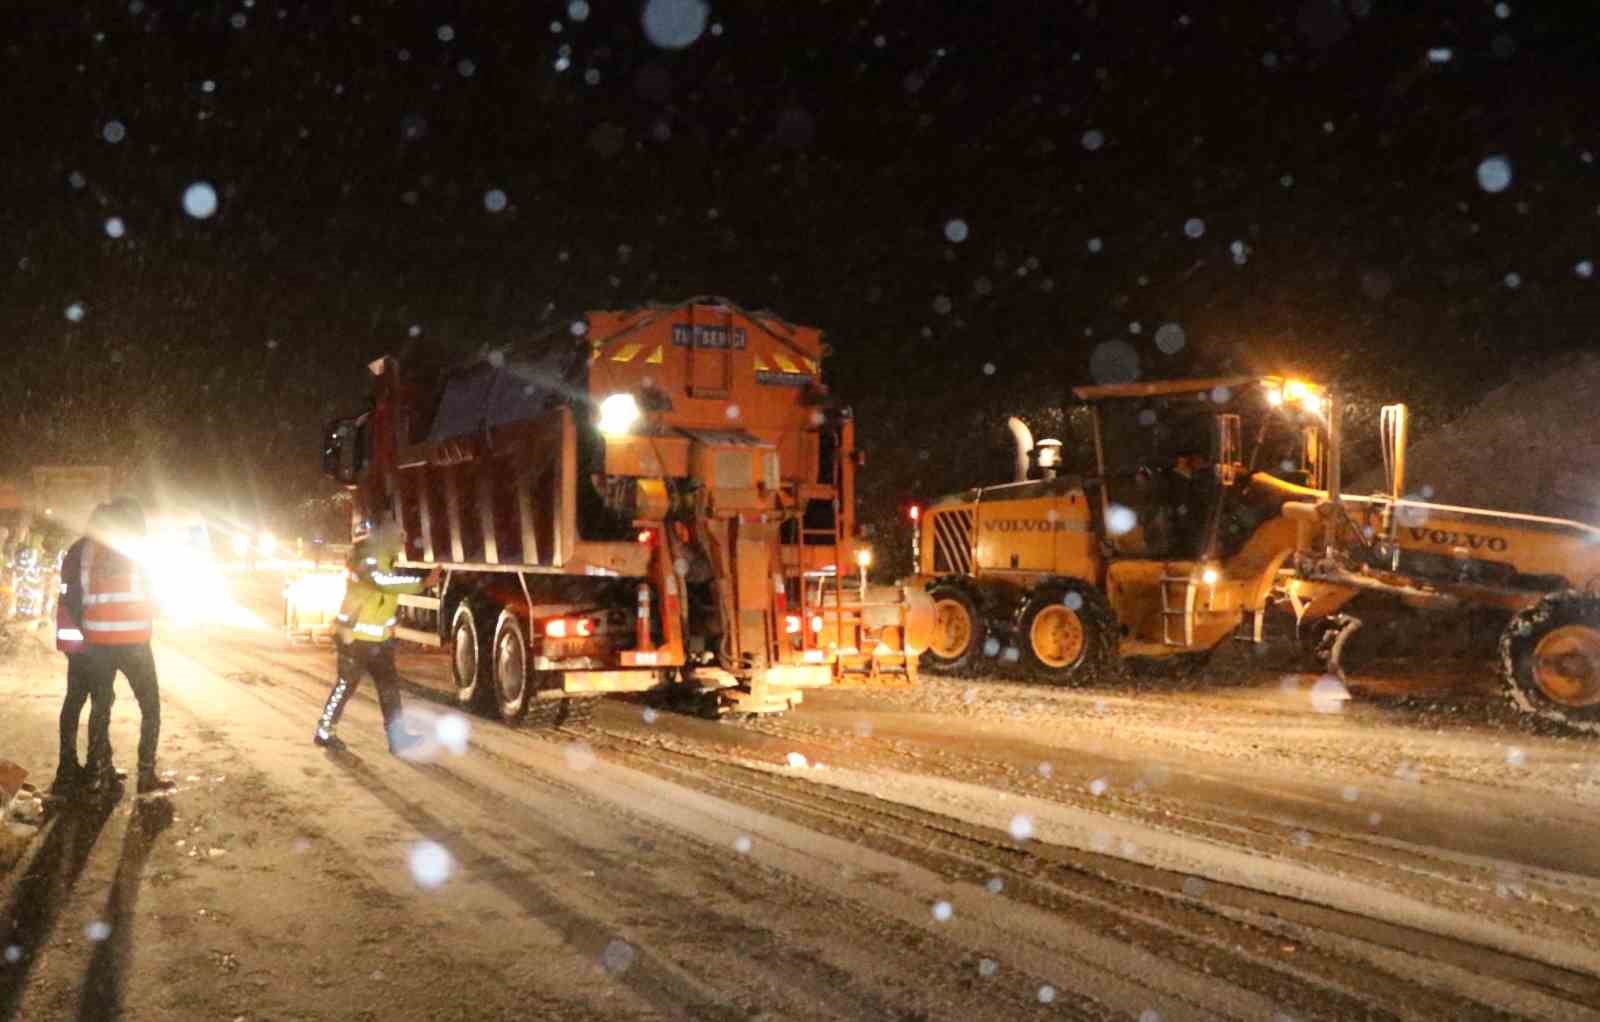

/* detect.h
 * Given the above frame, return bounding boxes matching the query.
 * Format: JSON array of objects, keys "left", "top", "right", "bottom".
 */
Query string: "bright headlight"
[
  {"left": 598, "top": 392, "right": 641, "bottom": 435},
  {"left": 232, "top": 534, "right": 251, "bottom": 557},
  {"left": 258, "top": 532, "right": 278, "bottom": 557}
]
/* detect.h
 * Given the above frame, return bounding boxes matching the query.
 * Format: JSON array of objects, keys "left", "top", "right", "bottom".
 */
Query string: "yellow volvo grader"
[{"left": 912, "top": 375, "right": 1600, "bottom": 732}]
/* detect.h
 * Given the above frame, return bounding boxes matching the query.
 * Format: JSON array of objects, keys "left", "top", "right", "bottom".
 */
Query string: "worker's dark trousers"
[
  {"left": 72, "top": 644, "right": 162, "bottom": 772},
  {"left": 59, "top": 653, "right": 115, "bottom": 773},
  {"left": 318, "top": 639, "right": 405, "bottom": 744}
]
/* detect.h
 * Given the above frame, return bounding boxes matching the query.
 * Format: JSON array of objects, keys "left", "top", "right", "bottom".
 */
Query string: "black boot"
[
  {"left": 49, "top": 762, "right": 86, "bottom": 798},
  {"left": 136, "top": 766, "right": 176, "bottom": 795}
]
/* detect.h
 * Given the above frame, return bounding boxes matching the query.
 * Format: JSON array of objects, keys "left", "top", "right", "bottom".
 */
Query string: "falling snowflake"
[
  {"left": 1477, "top": 156, "right": 1513, "bottom": 193},
  {"left": 1183, "top": 217, "right": 1205, "bottom": 239},
  {"left": 1504, "top": 271, "right": 1522, "bottom": 289},
  {"left": 1105, "top": 504, "right": 1137, "bottom": 536},
  {"left": 65, "top": 302, "right": 86, "bottom": 322},
  {"left": 1008, "top": 814, "right": 1034, "bottom": 841},
  {"left": 944, "top": 218, "right": 969, "bottom": 243},
  {"left": 1309, "top": 675, "right": 1349, "bottom": 713},
  {"left": 101, "top": 120, "right": 126, "bottom": 143},
  {"left": 600, "top": 939, "right": 636, "bottom": 974},
  {"left": 642, "top": 0, "right": 710, "bottom": 49},
  {"left": 1575, "top": 260, "right": 1593, "bottom": 279},
  {"left": 932, "top": 295, "right": 952, "bottom": 315},
  {"left": 1088, "top": 777, "right": 1108, "bottom": 797},
  {"left": 1090, "top": 340, "right": 1140, "bottom": 384},
  {"left": 564, "top": 740, "right": 597, "bottom": 770},
  {"left": 1087, "top": 237, "right": 1103, "bottom": 253},
  {"left": 1063, "top": 591, "right": 1084, "bottom": 610},
  {"left": 436, "top": 24, "right": 455, "bottom": 42},
  {"left": 435, "top": 713, "right": 471, "bottom": 755},
  {"left": 183, "top": 181, "right": 219, "bottom": 219},
  {"left": 733, "top": 834, "right": 752, "bottom": 853},
  {"left": 1081, "top": 129, "right": 1105, "bottom": 151},
  {"left": 978, "top": 958, "right": 998, "bottom": 976},
  {"left": 1038, "top": 986, "right": 1057, "bottom": 1004},
  {"left": 1505, "top": 746, "right": 1526, "bottom": 767},
  {"left": 1427, "top": 47, "right": 1453, "bottom": 63},
  {"left": 407, "top": 841, "right": 453, "bottom": 889},
  {"left": 483, "top": 189, "right": 508, "bottom": 212},
  {"left": 85, "top": 921, "right": 112, "bottom": 942},
  {"left": 986, "top": 877, "right": 1004, "bottom": 894},
  {"left": 931, "top": 900, "right": 953, "bottom": 922},
  {"left": 1154, "top": 322, "right": 1186, "bottom": 354}
]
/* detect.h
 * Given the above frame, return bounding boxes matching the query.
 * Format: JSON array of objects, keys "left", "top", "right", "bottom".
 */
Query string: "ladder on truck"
[{"left": 1160, "top": 573, "right": 1198, "bottom": 647}]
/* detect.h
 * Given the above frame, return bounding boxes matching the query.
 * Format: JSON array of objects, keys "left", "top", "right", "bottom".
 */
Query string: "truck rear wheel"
[
  {"left": 492, "top": 611, "right": 531, "bottom": 724},
  {"left": 1018, "top": 583, "right": 1115, "bottom": 684},
  {"left": 1502, "top": 592, "right": 1600, "bottom": 733},
  {"left": 921, "top": 583, "right": 985, "bottom": 672},
  {"left": 451, "top": 603, "right": 490, "bottom": 710}
]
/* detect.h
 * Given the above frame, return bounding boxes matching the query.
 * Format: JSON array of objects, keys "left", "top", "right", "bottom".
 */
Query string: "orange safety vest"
[{"left": 80, "top": 540, "right": 154, "bottom": 645}]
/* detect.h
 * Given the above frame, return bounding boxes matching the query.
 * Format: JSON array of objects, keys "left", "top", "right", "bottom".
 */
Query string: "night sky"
[{"left": 3, "top": 0, "right": 1597, "bottom": 540}]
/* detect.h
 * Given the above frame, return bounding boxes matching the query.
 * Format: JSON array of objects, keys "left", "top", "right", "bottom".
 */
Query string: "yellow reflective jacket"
[{"left": 335, "top": 537, "right": 428, "bottom": 643}]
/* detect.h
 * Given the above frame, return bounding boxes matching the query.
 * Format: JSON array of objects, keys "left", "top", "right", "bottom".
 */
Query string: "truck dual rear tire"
[
  {"left": 450, "top": 603, "right": 491, "bottom": 710},
  {"left": 1501, "top": 592, "right": 1600, "bottom": 733},
  {"left": 492, "top": 611, "right": 531, "bottom": 724}
]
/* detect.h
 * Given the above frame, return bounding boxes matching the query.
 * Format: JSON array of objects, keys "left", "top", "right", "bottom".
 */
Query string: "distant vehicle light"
[
  {"left": 1302, "top": 392, "right": 1324, "bottom": 414},
  {"left": 811, "top": 615, "right": 825, "bottom": 634},
  {"left": 1266, "top": 388, "right": 1285, "bottom": 407},
  {"left": 598, "top": 392, "right": 641, "bottom": 435},
  {"left": 1284, "top": 380, "right": 1308, "bottom": 400},
  {"left": 908, "top": 504, "right": 921, "bottom": 521},
  {"left": 258, "top": 532, "right": 278, "bottom": 557},
  {"left": 232, "top": 534, "right": 251, "bottom": 557},
  {"left": 855, "top": 547, "right": 873, "bottom": 568},
  {"left": 1201, "top": 566, "right": 1220, "bottom": 586}
]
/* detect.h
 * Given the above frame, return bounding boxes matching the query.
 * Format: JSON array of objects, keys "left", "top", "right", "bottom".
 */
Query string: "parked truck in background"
[{"left": 321, "top": 298, "right": 933, "bottom": 723}]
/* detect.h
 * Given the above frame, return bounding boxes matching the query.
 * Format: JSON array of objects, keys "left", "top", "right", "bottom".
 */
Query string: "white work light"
[{"left": 598, "top": 392, "right": 641, "bottom": 435}]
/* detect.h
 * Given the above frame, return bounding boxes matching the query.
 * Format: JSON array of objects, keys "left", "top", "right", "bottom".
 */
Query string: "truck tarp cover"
[{"left": 426, "top": 347, "right": 576, "bottom": 443}]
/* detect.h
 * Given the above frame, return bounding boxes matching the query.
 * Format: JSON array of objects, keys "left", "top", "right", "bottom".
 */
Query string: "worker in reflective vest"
[
  {"left": 314, "top": 519, "right": 441, "bottom": 754},
  {"left": 52, "top": 505, "right": 118, "bottom": 796},
  {"left": 58, "top": 498, "right": 176, "bottom": 795}
]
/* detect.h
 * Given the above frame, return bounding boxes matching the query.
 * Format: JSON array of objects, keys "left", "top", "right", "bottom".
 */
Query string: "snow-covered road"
[{"left": 4, "top": 605, "right": 1599, "bottom": 1021}]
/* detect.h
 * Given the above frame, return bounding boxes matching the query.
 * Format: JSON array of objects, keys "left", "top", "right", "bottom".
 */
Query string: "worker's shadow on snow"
[
  {"left": 323, "top": 752, "right": 737, "bottom": 1019},
  {"left": 0, "top": 795, "right": 118, "bottom": 1022},
  {"left": 73, "top": 797, "right": 173, "bottom": 1022}
]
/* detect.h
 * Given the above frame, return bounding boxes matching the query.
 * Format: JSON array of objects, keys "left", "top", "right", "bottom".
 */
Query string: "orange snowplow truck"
[{"left": 321, "top": 298, "right": 932, "bottom": 722}]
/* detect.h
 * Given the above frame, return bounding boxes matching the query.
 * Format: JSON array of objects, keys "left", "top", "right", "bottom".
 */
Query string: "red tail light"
[{"left": 545, "top": 617, "right": 595, "bottom": 639}]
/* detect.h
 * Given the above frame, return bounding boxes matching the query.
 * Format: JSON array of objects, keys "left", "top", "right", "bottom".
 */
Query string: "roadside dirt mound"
[{"left": 1355, "top": 351, "right": 1600, "bottom": 523}]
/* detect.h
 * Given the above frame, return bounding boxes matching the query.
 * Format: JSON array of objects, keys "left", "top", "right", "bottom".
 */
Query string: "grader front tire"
[{"left": 1502, "top": 592, "right": 1600, "bottom": 733}]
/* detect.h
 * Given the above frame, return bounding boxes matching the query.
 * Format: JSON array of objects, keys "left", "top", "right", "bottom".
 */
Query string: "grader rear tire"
[
  {"left": 1018, "top": 582, "right": 1116, "bottom": 684},
  {"left": 1502, "top": 592, "right": 1600, "bottom": 733}
]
